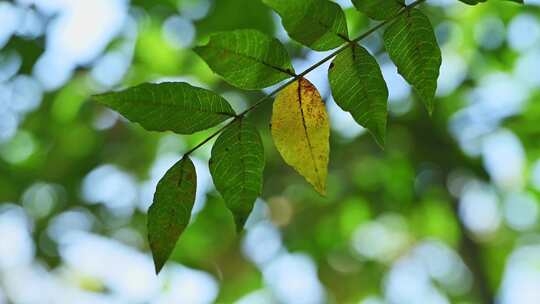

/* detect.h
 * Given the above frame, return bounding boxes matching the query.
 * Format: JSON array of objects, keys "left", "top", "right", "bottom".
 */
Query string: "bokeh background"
[{"left": 1, "top": 0, "right": 540, "bottom": 303}]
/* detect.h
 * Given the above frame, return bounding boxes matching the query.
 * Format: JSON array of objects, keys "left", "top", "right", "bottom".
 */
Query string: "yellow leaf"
[{"left": 271, "top": 78, "right": 330, "bottom": 195}]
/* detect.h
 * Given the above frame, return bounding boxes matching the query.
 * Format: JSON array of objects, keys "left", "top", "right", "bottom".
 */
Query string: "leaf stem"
[{"left": 184, "top": 0, "right": 426, "bottom": 157}]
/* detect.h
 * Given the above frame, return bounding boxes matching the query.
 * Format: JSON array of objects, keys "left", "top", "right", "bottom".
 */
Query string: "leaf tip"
[
  {"left": 374, "top": 136, "right": 386, "bottom": 151},
  {"left": 370, "top": 124, "right": 386, "bottom": 150},
  {"left": 91, "top": 92, "right": 109, "bottom": 105},
  {"left": 148, "top": 231, "right": 168, "bottom": 275},
  {"left": 233, "top": 215, "right": 247, "bottom": 235},
  {"left": 193, "top": 44, "right": 211, "bottom": 61},
  {"left": 427, "top": 103, "right": 435, "bottom": 117},
  {"left": 192, "top": 45, "right": 204, "bottom": 57},
  {"left": 153, "top": 257, "right": 165, "bottom": 275},
  {"left": 315, "top": 183, "right": 327, "bottom": 197},
  {"left": 421, "top": 94, "right": 435, "bottom": 116},
  {"left": 148, "top": 236, "right": 167, "bottom": 275}
]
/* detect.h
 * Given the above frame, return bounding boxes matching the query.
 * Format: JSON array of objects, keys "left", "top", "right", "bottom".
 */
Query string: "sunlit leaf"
[
  {"left": 383, "top": 9, "right": 441, "bottom": 114},
  {"left": 94, "top": 82, "right": 235, "bottom": 134},
  {"left": 459, "top": 0, "right": 522, "bottom": 4},
  {"left": 458, "top": 0, "right": 486, "bottom": 4},
  {"left": 351, "top": 0, "right": 404, "bottom": 20},
  {"left": 195, "top": 0, "right": 275, "bottom": 37},
  {"left": 195, "top": 29, "right": 295, "bottom": 89},
  {"left": 271, "top": 78, "right": 330, "bottom": 195},
  {"left": 210, "top": 119, "right": 265, "bottom": 231},
  {"left": 262, "top": 0, "right": 349, "bottom": 51},
  {"left": 147, "top": 157, "right": 197, "bottom": 274},
  {"left": 329, "top": 44, "right": 388, "bottom": 147}
]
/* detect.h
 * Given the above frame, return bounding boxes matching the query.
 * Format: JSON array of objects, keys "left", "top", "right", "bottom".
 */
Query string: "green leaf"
[
  {"left": 195, "top": 0, "right": 275, "bottom": 37},
  {"left": 194, "top": 29, "right": 295, "bottom": 89},
  {"left": 209, "top": 119, "right": 265, "bottom": 231},
  {"left": 329, "top": 44, "right": 388, "bottom": 147},
  {"left": 351, "top": 0, "right": 404, "bottom": 20},
  {"left": 383, "top": 9, "right": 441, "bottom": 114},
  {"left": 458, "top": 0, "right": 522, "bottom": 4},
  {"left": 262, "top": 0, "right": 349, "bottom": 51},
  {"left": 271, "top": 78, "right": 330, "bottom": 195},
  {"left": 147, "top": 157, "right": 197, "bottom": 274},
  {"left": 94, "top": 82, "right": 235, "bottom": 134},
  {"left": 458, "top": 0, "right": 486, "bottom": 4}
]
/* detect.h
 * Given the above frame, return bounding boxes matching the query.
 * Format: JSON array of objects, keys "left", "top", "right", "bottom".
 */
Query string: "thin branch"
[{"left": 184, "top": 0, "right": 426, "bottom": 156}]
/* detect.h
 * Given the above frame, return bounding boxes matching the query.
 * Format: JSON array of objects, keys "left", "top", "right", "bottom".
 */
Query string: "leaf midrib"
[
  {"left": 111, "top": 98, "right": 235, "bottom": 117},
  {"left": 403, "top": 11, "right": 428, "bottom": 88},
  {"left": 203, "top": 44, "right": 294, "bottom": 77},
  {"left": 296, "top": 80, "right": 323, "bottom": 189}
]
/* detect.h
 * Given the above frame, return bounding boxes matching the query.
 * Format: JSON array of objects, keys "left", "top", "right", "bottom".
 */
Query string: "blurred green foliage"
[{"left": 1, "top": 0, "right": 540, "bottom": 303}]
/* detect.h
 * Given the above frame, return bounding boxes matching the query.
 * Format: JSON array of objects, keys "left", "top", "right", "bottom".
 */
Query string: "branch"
[{"left": 184, "top": 0, "right": 426, "bottom": 157}]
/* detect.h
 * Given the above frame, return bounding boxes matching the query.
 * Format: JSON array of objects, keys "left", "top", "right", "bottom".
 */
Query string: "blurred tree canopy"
[{"left": 1, "top": 0, "right": 540, "bottom": 304}]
